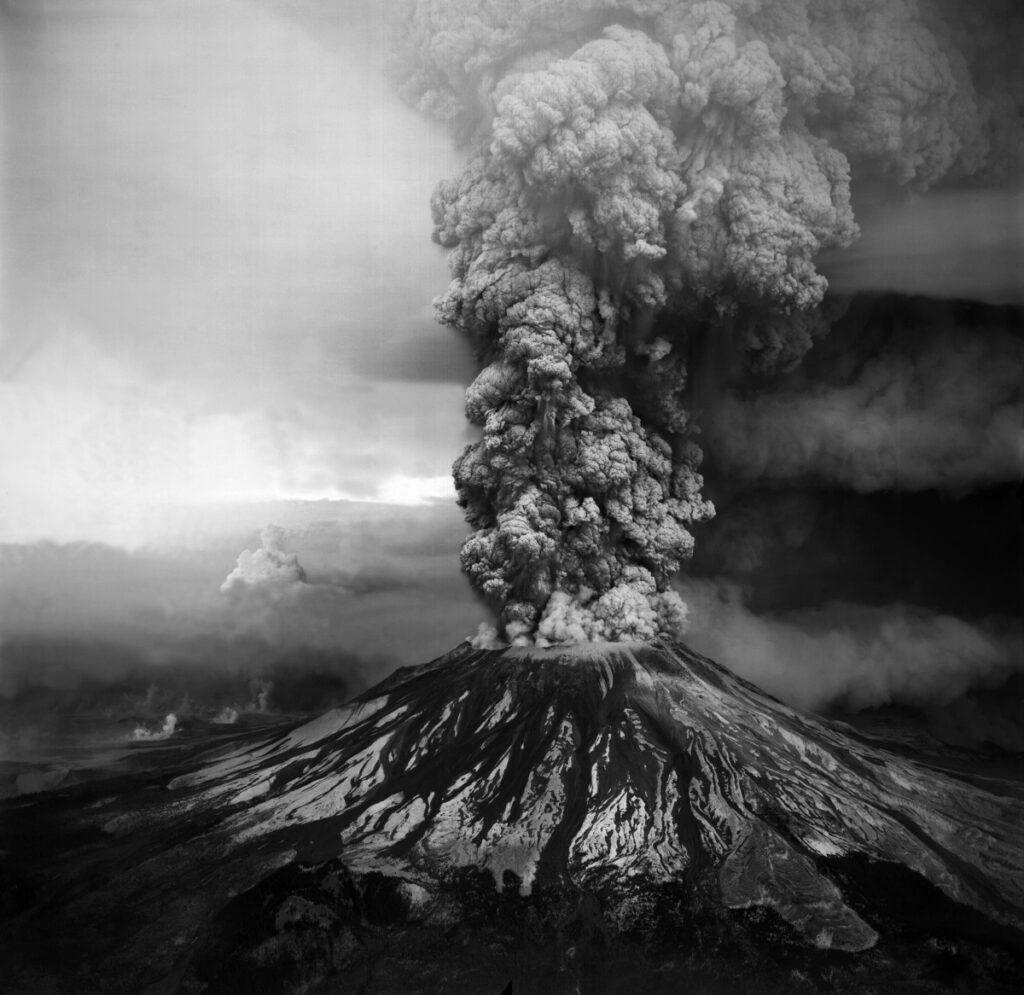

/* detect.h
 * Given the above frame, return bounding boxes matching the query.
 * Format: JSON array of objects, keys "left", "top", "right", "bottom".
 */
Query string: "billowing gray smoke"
[
  {"left": 705, "top": 313, "right": 1024, "bottom": 493},
  {"left": 677, "top": 577, "right": 1024, "bottom": 713},
  {"left": 392, "top": 0, "right": 1023, "bottom": 643}
]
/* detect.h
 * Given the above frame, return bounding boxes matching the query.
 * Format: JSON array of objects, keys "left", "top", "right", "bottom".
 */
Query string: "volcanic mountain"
[{"left": 4, "top": 639, "right": 1024, "bottom": 993}]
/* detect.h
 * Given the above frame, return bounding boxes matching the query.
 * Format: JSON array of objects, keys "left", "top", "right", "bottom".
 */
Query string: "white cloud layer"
[{"left": 0, "top": 0, "right": 467, "bottom": 548}]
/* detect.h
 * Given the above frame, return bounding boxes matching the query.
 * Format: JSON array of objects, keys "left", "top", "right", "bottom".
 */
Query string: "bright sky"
[{"left": 0, "top": 0, "right": 473, "bottom": 549}]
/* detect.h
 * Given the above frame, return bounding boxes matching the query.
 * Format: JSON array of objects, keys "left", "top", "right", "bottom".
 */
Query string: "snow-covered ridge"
[{"left": 168, "top": 638, "right": 1024, "bottom": 952}]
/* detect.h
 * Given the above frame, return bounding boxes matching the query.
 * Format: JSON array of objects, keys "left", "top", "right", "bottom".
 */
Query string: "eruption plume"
[{"left": 393, "top": 0, "right": 1023, "bottom": 642}]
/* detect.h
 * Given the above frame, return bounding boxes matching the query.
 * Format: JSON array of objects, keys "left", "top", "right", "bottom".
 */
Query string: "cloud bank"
[
  {"left": 704, "top": 315, "right": 1023, "bottom": 492},
  {"left": 678, "top": 578, "right": 1023, "bottom": 714},
  {"left": 818, "top": 185, "right": 1024, "bottom": 305},
  {"left": 0, "top": 0, "right": 468, "bottom": 548},
  {"left": 0, "top": 501, "right": 480, "bottom": 706}
]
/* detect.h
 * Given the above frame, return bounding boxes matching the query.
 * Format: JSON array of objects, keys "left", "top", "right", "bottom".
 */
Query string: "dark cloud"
[
  {"left": 392, "top": 0, "right": 1024, "bottom": 644},
  {"left": 702, "top": 303, "right": 1023, "bottom": 494},
  {"left": 921, "top": 678, "right": 1024, "bottom": 754},
  {"left": 689, "top": 484, "right": 1024, "bottom": 619}
]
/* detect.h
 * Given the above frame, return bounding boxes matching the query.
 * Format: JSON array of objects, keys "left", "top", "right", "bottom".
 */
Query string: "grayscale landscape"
[{"left": 1, "top": 1, "right": 1022, "bottom": 992}]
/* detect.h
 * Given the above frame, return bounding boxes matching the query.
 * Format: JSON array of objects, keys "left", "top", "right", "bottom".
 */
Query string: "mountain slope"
[
  {"left": 169, "top": 638, "right": 1024, "bottom": 952},
  {"left": 4, "top": 637, "right": 1023, "bottom": 993}
]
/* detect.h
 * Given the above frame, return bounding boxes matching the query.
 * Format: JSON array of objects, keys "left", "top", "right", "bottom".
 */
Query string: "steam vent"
[{"left": 10, "top": 639, "right": 1020, "bottom": 992}]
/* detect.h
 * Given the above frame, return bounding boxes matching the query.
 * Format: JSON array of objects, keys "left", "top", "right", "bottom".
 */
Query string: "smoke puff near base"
[
  {"left": 393, "top": 0, "right": 1024, "bottom": 643},
  {"left": 220, "top": 525, "right": 308, "bottom": 592},
  {"left": 131, "top": 713, "right": 178, "bottom": 742}
]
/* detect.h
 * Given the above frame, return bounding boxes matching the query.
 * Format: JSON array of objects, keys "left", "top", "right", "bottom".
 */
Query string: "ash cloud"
[
  {"left": 687, "top": 484, "right": 1024, "bottom": 620},
  {"left": 703, "top": 311, "right": 1024, "bottom": 493},
  {"left": 393, "top": 0, "right": 1024, "bottom": 644},
  {"left": 818, "top": 185, "right": 1024, "bottom": 305},
  {"left": 677, "top": 577, "right": 1023, "bottom": 714},
  {"left": 921, "top": 682, "right": 1024, "bottom": 753}
]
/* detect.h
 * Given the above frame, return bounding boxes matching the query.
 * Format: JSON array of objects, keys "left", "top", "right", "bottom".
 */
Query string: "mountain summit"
[
  {"left": 174, "top": 639, "right": 1024, "bottom": 945},
  {"left": 5, "top": 639, "right": 1024, "bottom": 993}
]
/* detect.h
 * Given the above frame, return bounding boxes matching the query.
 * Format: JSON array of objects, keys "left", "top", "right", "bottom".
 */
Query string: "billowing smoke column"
[{"left": 392, "top": 0, "right": 1022, "bottom": 643}]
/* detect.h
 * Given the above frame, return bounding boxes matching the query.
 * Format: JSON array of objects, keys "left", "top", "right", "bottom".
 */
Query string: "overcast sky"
[
  {"left": 1, "top": 0, "right": 474, "bottom": 546},
  {"left": 0, "top": 0, "right": 486, "bottom": 681}
]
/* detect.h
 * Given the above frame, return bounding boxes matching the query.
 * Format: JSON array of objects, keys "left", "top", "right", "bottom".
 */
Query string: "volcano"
[{"left": 3, "top": 639, "right": 1024, "bottom": 993}]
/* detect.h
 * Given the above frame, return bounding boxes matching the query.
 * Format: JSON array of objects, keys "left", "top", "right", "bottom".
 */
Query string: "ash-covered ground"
[{"left": 2, "top": 640, "right": 1023, "bottom": 994}]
